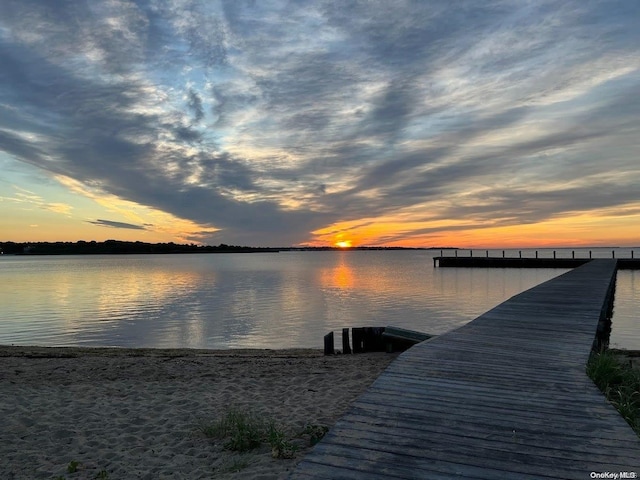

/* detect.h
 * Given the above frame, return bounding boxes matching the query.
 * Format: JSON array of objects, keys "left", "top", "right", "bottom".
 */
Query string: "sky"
[{"left": 1, "top": 0, "right": 639, "bottom": 248}]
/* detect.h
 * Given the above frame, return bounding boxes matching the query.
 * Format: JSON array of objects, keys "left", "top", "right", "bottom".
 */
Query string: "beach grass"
[
  {"left": 200, "top": 409, "right": 266, "bottom": 451},
  {"left": 198, "top": 408, "right": 297, "bottom": 458},
  {"left": 587, "top": 350, "right": 640, "bottom": 434}
]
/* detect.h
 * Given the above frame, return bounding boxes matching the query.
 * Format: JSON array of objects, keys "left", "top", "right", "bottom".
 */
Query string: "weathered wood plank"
[
  {"left": 340, "top": 407, "right": 640, "bottom": 453},
  {"left": 318, "top": 428, "right": 632, "bottom": 474},
  {"left": 290, "top": 260, "right": 640, "bottom": 479},
  {"left": 351, "top": 393, "right": 631, "bottom": 438}
]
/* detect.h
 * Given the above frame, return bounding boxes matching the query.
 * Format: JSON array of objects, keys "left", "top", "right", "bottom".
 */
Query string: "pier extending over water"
[
  {"left": 291, "top": 260, "right": 640, "bottom": 478},
  {"left": 435, "top": 256, "right": 640, "bottom": 269},
  {"left": 433, "top": 249, "right": 640, "bottom": 269}
]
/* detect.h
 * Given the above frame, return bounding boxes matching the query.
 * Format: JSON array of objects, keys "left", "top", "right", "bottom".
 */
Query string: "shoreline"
[
  {"left": 1, "top": 346, "right": 398, "bottom": 479},
  {"left": 0, "top": 345, "right": 326, "bottom": 358}
]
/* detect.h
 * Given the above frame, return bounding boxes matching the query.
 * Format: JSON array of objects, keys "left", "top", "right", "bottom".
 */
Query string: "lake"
[{"left": 0, "top": 250, "right": 637, "bottom": 350}]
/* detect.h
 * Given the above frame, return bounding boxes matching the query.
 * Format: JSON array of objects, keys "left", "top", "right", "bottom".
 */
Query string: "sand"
[{"left": 0, "top": 346, "right": 397, "bottom": 480}]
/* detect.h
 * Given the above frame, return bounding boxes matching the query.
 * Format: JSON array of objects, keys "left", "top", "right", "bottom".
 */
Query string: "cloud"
[
  {"left": 45, "top": 203, "right": 73, "bottom": 215},
  {"left": 88, "top": 219, "right": 147, "bottom": 230},
  {"left": 0, "top": 0, "right": 639, "bottom": 245}
]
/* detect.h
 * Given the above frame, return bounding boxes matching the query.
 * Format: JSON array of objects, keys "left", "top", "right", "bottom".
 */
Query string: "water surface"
[{"left": 0, "top": 250, "right": 636, "bottom": 349}]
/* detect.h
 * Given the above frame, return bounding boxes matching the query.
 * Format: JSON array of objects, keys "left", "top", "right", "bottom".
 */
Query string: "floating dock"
[{"left": 291, "top": 260, "right": 640, "bottom": 478}]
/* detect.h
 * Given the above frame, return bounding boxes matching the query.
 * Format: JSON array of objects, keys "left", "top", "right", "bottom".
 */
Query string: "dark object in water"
[{"left": 324, "top": 326, "right": 434, "bottom": 354}]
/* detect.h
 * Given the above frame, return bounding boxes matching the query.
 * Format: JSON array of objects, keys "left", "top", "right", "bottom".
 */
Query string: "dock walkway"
[{"left": 291, "top": 260, "right": 640, "bottom": 478}]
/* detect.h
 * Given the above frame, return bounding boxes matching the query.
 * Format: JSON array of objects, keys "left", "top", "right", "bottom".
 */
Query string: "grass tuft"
[
  {"left": 267, "top": 422, "right": 297, "bottom": 459},
  {"left": 67, "top": 460, "right": 81, "bottom": 473},
  {"left": 199, "top": 408, "right": 296, "bottom": 457},
  {"left": 587, "top": 350, "right": 640, "bottom": 435}
]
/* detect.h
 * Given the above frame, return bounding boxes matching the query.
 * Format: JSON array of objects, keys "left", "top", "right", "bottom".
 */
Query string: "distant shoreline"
[{"left": 0, "top": 240, "right": 447, "bottom": 256}]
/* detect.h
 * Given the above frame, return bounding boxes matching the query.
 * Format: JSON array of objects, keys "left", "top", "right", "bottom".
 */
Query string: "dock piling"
[
  {"left": 351, "top": 327, "right": 364, "bottom": 353},
  {"left": 342, "top": 328, "right": 351, "bottom": 354},
  {"left": 323, "top": 331, "right": 334, "bottom": 355}
]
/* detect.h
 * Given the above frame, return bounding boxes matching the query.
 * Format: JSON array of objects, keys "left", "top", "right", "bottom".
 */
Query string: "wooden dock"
[
  {"left": 290, "top": 260, "right": 640, "bottom": 479},
  {"left": 434, "top": 256, "right": 640, "bottom": 269}
]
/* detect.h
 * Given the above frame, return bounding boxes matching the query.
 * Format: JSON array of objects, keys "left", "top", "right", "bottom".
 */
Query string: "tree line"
[{"left": 0, "top": 240, "right": 278, "bottom": 255}]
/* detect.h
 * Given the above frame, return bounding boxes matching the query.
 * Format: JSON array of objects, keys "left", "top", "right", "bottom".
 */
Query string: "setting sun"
[{"left": 335, "top": 240, "right": 352, "bottom": 248}]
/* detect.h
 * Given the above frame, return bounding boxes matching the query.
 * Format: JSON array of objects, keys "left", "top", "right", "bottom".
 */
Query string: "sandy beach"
[{"left": 0, "top": 346, "right": 397, "bottom": 480}]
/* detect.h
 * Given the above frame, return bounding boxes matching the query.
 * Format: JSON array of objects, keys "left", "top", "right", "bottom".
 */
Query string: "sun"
[{"left": 335, "top": 240, "right": 352, "bottom": 248}]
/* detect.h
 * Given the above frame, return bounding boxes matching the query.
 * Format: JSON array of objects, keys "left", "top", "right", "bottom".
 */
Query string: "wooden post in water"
[
  {"left": 363, "top": 327, "right": 386, "bottom": 352},
  {"left": 554, "top": 250, "right": 556, "bottom": 259},
  {"left": 502, "top": 250, "right": 505, "bottom": 258},
  {"left": 590, "top": 250, "right": 592, "bottom": 259},
  {"left": 352, "top": 328, "right": 364, "bottom": 353},
  {"left": 612, "top": 250, "right": 615, "bottom": 259},
  {"left": 486, "top": 250, "right": 489, "bottom": 258},
  {"left": 572, "top": 251, "right": 575, "bottom": 259},
  {"left": 324, "top": 332, "right": 334, "bottom": 355},
  {"left": 455, "top": 250, "right": 458, "bottom": 257},
  {"left": 632, "top": 251, "right": 635, "bottom": 259},
  {"left": 342, "top": 328, "right": 351, "bottom": 354},
  {"left": 519, "top": 250, "right": 522, "bottom": 258},
  {"left": 470, "top": 250, "right": 473, "bottom": 257},
  {"left": 536, "top": 251, "right": 538, "bottom": 259}
]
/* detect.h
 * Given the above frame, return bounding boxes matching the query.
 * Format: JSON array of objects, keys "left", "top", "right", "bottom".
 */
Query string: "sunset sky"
[{"left": 1, "top": 1, "right": 639, "bottom": 248}]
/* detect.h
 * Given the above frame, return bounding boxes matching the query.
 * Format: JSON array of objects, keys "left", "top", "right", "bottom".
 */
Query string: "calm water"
[{"left": 0, "top": 250, "right": 637, "bottom": 349}]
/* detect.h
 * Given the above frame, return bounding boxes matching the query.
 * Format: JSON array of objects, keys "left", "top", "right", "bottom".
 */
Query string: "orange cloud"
[{"left": 308, "top": 206, "right": 640, "bottom": 248}]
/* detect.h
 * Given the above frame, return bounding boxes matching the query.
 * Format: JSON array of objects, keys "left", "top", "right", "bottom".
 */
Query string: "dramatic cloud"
[{"left": 1, "top": 0, "right": 639, "bottom": 246}]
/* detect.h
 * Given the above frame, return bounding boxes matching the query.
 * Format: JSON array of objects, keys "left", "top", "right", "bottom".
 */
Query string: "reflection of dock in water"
[{"left": 293, "top": 260, "right": 640, "bottom": 478}]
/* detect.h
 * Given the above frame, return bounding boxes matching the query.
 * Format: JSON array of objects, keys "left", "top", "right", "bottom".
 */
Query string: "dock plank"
[{"left": 290, "top": 260, "right": 640, "bottom": 478}]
